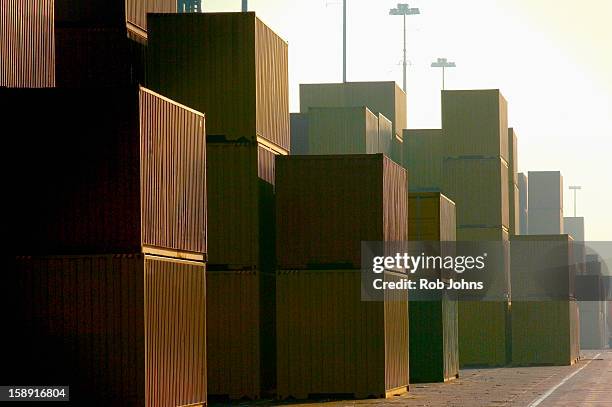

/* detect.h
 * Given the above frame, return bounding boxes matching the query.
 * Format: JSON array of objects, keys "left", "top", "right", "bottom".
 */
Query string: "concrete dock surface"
[{"left": 211, "top": 350, "right": 612, "bottom": 406}]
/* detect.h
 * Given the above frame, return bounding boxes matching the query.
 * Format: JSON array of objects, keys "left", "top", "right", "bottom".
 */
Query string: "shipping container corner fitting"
[
  {"left": 6, "top": 86, "right": 207, "bottom": 258},
  {"left": 275, "top": 154, "right": 407, "bottom": 269},
  {"left": 146, "top": 12, "right": 290, "bottom": 151}
]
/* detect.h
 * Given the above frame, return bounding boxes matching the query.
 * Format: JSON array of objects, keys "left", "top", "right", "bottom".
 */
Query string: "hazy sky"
[{"left": 204, "top": 0, "right": 612, "bottom": 240}]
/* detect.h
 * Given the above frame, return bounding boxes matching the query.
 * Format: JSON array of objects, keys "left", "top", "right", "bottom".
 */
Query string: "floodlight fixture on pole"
[
  {"left": 431, "top": 58, "right": 456, "bottom": 90},
  {"left": 389, "top": 3, "right": 420, "bottom": 93},
  {"left": 569, "top": 186, "right": 582, "bottom": 217}
]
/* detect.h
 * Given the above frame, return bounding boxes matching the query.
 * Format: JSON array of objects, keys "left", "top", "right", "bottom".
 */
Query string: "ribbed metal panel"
[
  {"left": 408, "top": 192, "right": 456, "bottom": 242},
  {"left": 459, "top": 301, "right": 511, "bottom": 367},
  {"left": 8, "top": 87, "right": 205, "bottom": 256},
  {"left": 257, "top": 144, "right": 276, "bottom": 185},
  {"left": 403, "top": 129, "right": 445, "bottom": 192},
  {"left": 255, "top": 17, "right": 290, "bottom": 150},
  {"left": 126, "top": 0, "right": 176, "bottom": 33},
  {"left": 140, "top": 87, "right": 207, "bottom": 255},
  {"left": 276, "top": 154, "right": 407, "bottom": 269},
  {"left": 443, "top": 156, "right": 510, "bottom": 229},
  {"left": 0, "top": 0, "right": 55, "bottom": 87},
  {"left": 377, "top": 113, "right": 393, "bottom": 156},
  {"left": 144, "top": 256, "right": 207, "bottom": 407},
  {"left": 307, "top": 106, "right": 379, "bottom": 154},
  {"left": 442, "top": 89, "right": 509, "bottom": 160},
  {"left": 12, "top": 255, "right": 146, "bottom": 405},
  {"left": 276, "top": 269, "right": 408, "bottom": 399},
  {"left": 206, "top": 270, "right": 262, "bottom": 399},
  {"left": 147, "top": 13, "right": 289, "bottom": 150}
]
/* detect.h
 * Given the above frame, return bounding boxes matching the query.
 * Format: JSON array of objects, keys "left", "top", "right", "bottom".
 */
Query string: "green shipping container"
[
  {"left": 408, "top": 193, "right": 458, "bottom": 382},
  {"left": 403, "top": 129, "right": 445, "bottom": 192}
]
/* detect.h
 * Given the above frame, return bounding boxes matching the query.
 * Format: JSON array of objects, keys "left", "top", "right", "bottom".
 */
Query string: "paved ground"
[{"left": 211, "top": 350, "right": 612, "bottom": 407}]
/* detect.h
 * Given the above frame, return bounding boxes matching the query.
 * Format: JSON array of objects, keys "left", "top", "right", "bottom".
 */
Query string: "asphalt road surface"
[{"left": 212, "top": 350, "right": 612, "bottom": 406}]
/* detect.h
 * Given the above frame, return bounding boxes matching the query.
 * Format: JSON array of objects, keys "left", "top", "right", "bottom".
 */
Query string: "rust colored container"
[
  {"left": 276, "top": 269, "right": 408, "bottom": 399},
  {"left": 276, "top": 154, "right": 408, "bottom": 269},
  {"left": 7, "top": 87, "right": 206, "bottom": 258},
  {"left": 10, "top": 254, "right": 207, "bottom": 406},
  {"left": 0, "top": 0, "right": 55, "bottom": 87},
  {"left": 147, "top": 12, "right": 290, "bottom": 151},
  {"left": 206, "top": 270, "right": 275, "bottom": 399},
  {"left": 206, "top": 141, "right": 284, "bottom": 268}
]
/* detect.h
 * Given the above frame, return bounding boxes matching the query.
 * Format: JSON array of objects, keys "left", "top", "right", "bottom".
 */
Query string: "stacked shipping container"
[
  {"left": 402, "top": 129, "right": 445, "bottom": 192},
  {"left": 146, "top": 12, "right": 289, "bottom": 399},
  {"left": 510, "top": 235, "right": 580, "bottom": 365},
  {"left": 518, "top": 173, "right": 529, "bottom": 234},
  {"left": 528, "top": 171, "right": 564, "bottom": 234},
  {"left": 579, "top": 255, "right": 607, "bottom": 349},
  {"left": 508, "top": 128, "right": 520, "bottom": 235},
  {"left": 408, "top": 193, "right": 459, "bottom": 383},
  {"left": 6, "top": 86, "right": 208, "bottom": 405},
  {"left": 275, "top": 154, "right": 409, "bottom": 398}
]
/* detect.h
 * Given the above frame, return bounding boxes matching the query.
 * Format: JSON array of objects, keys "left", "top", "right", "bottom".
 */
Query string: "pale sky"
[{"left": 204, "top": 0, "right": 612, "bottom": 241}]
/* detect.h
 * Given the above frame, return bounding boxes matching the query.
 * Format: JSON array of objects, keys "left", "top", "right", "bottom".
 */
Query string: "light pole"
[
  {"left": 569, "top": 186, "right": 582, "bottom": 217},
  {"left": 431, "top": 58, "right": 456, "bottom": 90},
  {"left": 343, "top": 0, "right": 347, "bottom": 82},
  {"left": 389, "top": 3, "right": 420, "bottom": 93},
  {"left": 242, "top": 0, "right": 247, "bottom": 11}
]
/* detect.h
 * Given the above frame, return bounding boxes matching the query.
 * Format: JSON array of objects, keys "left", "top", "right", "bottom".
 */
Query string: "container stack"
[
  {"left": 146, "top": 12, "right": 289, "bottom": 399},
  {"left": 528, "top": 171, "right": 564, "bottom": 234},
  {"left": 508, "top": 128, "right": 520, "bottom": 235},
  {"left": 441, "top": 89, "right": 512, "bottom": 367},
  {"left": 408, "top": 192, "right": 459, "bottom": 383},
  {"left": 578, "top": 254, "right": 607, "bottom": 349},
  {"left": 402, "top": 129, "right": 445, "bottom": 192},
  {"left": 518, "top": 173, "right": 529, "bottom": 234},
  {"left": 275, "top": 154, "right": 409, "bottom": 399},
  {"left": 7, "top": 87, "right": 208, "bottom": 405},
  {"left": 296, "top": 81, "right": 407, "bottom": 164},
  {"left": 510, "top": 235, "right": 580, "bottom": 365}
]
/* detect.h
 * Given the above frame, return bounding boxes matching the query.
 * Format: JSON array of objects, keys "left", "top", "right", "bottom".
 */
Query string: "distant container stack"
[
  {"left": 408, "top": 192, "right": 459, "bottom": 383},
  {"left": 275, "top": 154, "right": 409, "bottom": 399},
  {"left": 510, "top": 235, "right": 580, "bottom": 366},
  {"left": 578, "top": 254, "right": 607, "bottom": 349},
  {"left": 146, "top": 12, "right": 289, "bottom": 399},
  {"left": 297, "top": 81, "right": 407, "bottom": 164},
  {"left": 528, "top": 171, "right": 564, "bottom": 234},
  {"left": 6, "top": 87, "right": 208, "bottom": 405},
  {"left": 403, "top": 129, "right": 445, "bottom": 192},
  {"left": 518, "top": 173, "right": 529, "bottom": 234}
]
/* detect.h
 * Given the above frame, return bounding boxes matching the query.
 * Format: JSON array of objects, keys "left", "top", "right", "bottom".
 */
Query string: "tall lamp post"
[
  {"left": 569, "top": 185, "right": 582, "bottom": 217},
  {"left": 242, "top": 0, "right": 247, "bottom": 11},
  {"left": 389, "top": 3, "right": 420, "bottom": 93},
  {"left": 431, "top": 58, "right": 456, "bottom": 90}
]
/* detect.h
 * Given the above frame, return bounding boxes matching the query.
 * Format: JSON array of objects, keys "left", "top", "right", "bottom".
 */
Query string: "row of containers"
[{"left": 3, "top": 3, "right": 606, "bottom": 404}]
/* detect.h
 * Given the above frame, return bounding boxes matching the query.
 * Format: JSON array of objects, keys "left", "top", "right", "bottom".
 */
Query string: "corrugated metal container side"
[
  {"left": 206, "top": 141, "right": 280, "bottom": 268},
  {"left": 146, "top": 13, "right": 289, "bottom": 151},
  {"left": 290, "top": 113, "right": 309, "bottom": 154},
  {"left": 390, "top": 135, "right": 403, "bottom": 167},
  {"left": 11, "top": 254, "right": 206, "bottom": 406},
  {"left": 9, "top": 87, "right": 206, "bottom": 256},
  {"left": 403, "top": 129, "right": 445, "bottom": 192},
  {"left": 307, "top": 107, "right": 379, "bottom": 154},
  {"left": 459, "top": 301, "right": 511, "bottom": 367},
  {"left": 378, "top": 113, "right": 393, "bottom": 156},
  {"left": 579, "top": 300, "right": 606, "bottom": 349},
  {"left": 441, "top": 90, "right": 509, "bottom": 160},
  {"left": 206, "top": 270, "right": 275, "bottom": 399},
  {"left": 408, "top": 192, "right": 456, "bottom": 241},
  {"left": 1, "top": 0, "right": 55, "bottom": 87},
  {"left": 299, "top": 81, "right": 407, "bottom": 139},
  {"left": 443, "top": 157, "right": 509, "bottom": 229},
  {"left": 409, "top": 296, "right": 459, "bottom": 383},
  {"left": 276, "top": 270, "right": 408, "bottom": 399},
  {"left": 518, "top": 173, "right": 528, "bottom": 234},
  {"left": 528, "top": 171, "right": 563, "bottom": 209},
  {"left": 528, "top": 208, "right": 564, "bottom": 235},
  {"left": 507, "top": 128, "right": 518, "bottom": 184},
  {"left": 126, "top": 0, "right": 176, "bottom": 33},
  {"left": 55, "top": 26, "right": 146, "bottom": 88},
  {"left": 509, "top": 182, "right": 520, "bottom": 235},
  {"left": 511, "top": 301, "right": 580, "bottom": 366},
  {"left": 276, "top": 154, "right": 407, "bottom": 269}
]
